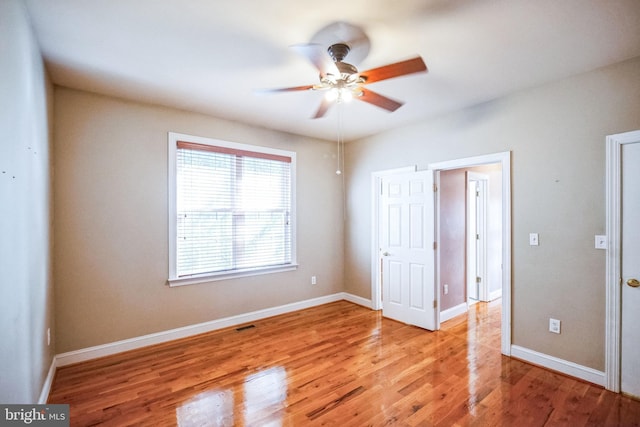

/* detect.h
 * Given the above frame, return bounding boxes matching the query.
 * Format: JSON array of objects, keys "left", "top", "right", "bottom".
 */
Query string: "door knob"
[
  {"left": 382, "top": 252, "right": 391, "bottom": 257},
  {"left": 627, "top": 278, "right": 640, "bottom": 288}
]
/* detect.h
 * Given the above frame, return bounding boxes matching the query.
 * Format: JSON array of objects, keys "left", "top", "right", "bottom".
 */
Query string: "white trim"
[
  {"left": 45, "top": 291, "right": 610, "bottom": 400},
  {"left": 511, "top": 345, "right": 605, "bottom": 387},
  {"left": 56, "top": 293, "right": 344, "bottom": 367},
  {"left": 370, "top": 165, "right": 417, "bottom": 311},
  {"left": 440, "top": 302, "right": 468, "bottom": 323},
  {"left": 342, "top": 292, "right": 373, "bottom": 309},
  {"left": 434, "top": 170, "right": 442, "bottom": 328},
  {"left": 489, "top": 288, "right": 503, "bottom": 301},
  {"left": 429, "top": 151, "right": 512, "bottom": 356},
  {"left": 605, "top": 130, "right": 640, "bottom": 392},
  {"left": 168, "top": 264, "right": 299, "bottom": 287},
  {"left": 167, "top": 131, "right": 297, "bottom": 284},
  {"left": 38, "top": 357, "right": 57, "bottom": 404}
]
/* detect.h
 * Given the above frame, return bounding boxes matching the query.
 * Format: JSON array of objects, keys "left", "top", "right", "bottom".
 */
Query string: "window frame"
[{"left": 168, "top": 132, "right": 297, "bottom": 286}]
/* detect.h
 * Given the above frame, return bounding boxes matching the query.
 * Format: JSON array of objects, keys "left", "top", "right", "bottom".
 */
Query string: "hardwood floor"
[{"left": 48, "top": 300, "right": 640, "bottom": 426}]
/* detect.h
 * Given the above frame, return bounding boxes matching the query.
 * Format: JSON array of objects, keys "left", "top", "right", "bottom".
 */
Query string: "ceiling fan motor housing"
[{"left": 326, "top": 43, "right": 359, "bottom": 83}]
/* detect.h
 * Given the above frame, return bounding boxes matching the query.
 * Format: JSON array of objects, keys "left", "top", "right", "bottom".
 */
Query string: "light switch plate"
[
  {"left": 595, "top": 235, "right": 607, "bottom": 250},
  {"left": 529, "top": 233, "right": 539, "bottom": 246}
]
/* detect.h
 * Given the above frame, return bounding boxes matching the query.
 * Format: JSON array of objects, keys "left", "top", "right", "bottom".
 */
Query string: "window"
[{"left": 168, "top": 133, "right": 296, "bottom": 286}]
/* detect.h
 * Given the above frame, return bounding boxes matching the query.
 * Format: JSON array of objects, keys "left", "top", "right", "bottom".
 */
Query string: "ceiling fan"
[{"left": 261, "top": 22, "right": 428, "bottom": 119}]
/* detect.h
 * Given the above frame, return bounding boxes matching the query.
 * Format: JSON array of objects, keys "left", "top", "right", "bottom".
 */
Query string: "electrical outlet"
[
  {"left": 443, "top": 284, "right": 449, "bottom": 295},
  {"left": 549, "top": 318, "right": 561, "bottom": 334},
  {"left": 311, "top": 276, "right": 317, "bottom": 285},
  {"left": 529, "top": 233, "right": 539, "bottom": 246}
]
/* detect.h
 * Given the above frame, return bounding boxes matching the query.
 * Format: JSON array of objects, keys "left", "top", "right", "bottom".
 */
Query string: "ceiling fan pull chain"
[{"left": 336, "top": 104, "right": 344, "bottom": 175}]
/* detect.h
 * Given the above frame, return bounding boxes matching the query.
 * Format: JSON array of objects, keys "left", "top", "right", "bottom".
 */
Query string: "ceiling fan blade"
[
  {"left": 255, "top": 84, "right": 316, "bottom": 94},
  {"left": 312, "top": 97, "right": 333, "bottom": 119},
  {"left": 357, "top": 88, "right": 404, "bottom": 112},
  {"left": 290, "top": 43, "right": 340, "bottom": 77},
  {"left": 359, "top": 57, "right": 427, "bottom": 84}
]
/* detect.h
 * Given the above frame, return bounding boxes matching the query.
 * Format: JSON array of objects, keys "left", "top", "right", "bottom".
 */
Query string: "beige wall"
[
  {"left": 344, "top": 56, "right": 640, "bottom": 371},
  {"left": 53, "top": 88, "right": 344, "bottom": 353},
  {"left": 0, "top": 0, "right": 55, "bottom": 403}
]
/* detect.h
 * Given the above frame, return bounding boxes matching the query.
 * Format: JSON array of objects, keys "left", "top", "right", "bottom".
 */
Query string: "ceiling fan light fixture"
[
  {"left": 340, "top": 89, "right": 353, "bottom": 103},
  {"left": 325, "top": 87, "right": 354, "bottom": 103},
  {"left": 325, "top": 88, "right": 339, "bottom": 102}
]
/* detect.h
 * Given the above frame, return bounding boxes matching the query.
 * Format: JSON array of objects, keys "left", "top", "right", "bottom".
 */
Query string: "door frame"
[
  {"left": 371, "top": 151, "right": 511, "bottom": 356},
  {"left": 429, "top": 152, "right": 511, "bottom": 356},
  {"left": 605, "top": 129, "right": 640, "bottom": 392}
]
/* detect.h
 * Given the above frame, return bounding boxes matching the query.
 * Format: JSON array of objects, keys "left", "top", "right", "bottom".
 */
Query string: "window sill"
[{"left": 168, "top": 264, "right": 299, "bottom": 287}]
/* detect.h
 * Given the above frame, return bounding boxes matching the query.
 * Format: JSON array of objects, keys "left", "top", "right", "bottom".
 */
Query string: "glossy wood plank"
[{"left": 48, "top": 300, "right": 640, "bottom": 426}]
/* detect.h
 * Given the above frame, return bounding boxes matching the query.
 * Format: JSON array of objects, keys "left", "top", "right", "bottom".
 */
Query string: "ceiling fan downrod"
[
  {"left": 328, "top": 43, "right": 350, "bottom": 62},
  {"left": 327, "top": 43, "right": 358, "bottom": 77}
]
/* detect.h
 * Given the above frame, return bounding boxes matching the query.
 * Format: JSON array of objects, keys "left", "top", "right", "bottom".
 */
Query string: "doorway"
[
  {"left": 371, "top": 152, "right": 512, "bottom": 356},
  {"left": 439, "top": 164, "right": 502, "bottom": 321}
]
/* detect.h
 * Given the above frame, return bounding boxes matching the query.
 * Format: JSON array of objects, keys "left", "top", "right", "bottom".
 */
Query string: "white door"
[
  {"left": 467, "top": 179, "right": 479, "bottom": 302},
  {"left": 380, "top": 170, "right": 436, "bottom": 330},
  {"left": 466, "top": 172, "right": 488, "bottom": 303},
  {"left": 621, "top": 140, "right": 640, "bottom": 398}
]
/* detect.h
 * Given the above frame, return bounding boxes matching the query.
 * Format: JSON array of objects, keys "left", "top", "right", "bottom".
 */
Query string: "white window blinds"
[{"left": 175, "top": 140, "right": 293, "bottom": 278}]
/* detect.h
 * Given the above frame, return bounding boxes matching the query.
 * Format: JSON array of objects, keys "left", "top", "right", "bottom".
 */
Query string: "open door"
[
  {"left": 467, "top": 172, "right": 489, "bottom": 303},
  {"left": 379, "top": 169, "right": 437, "bottom": 330}
]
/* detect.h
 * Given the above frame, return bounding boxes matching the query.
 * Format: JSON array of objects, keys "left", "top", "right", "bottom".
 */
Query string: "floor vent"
[{"left": 236, "top": 324, "right": 256, "bottom": 332}]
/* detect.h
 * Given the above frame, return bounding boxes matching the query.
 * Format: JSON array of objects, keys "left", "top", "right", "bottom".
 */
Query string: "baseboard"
[
  {"left": 56, "top": 293, "right": 348, "bottom": 367},
  {"left": 342, "top": 292, "right": 373, "bottom": 309},
  {"left": 511, "top": 345, "right": 605, "bottom": 386},
  {"left": 489, "top": 288, "right": 502, "bottom": 301},
  {"left": 56, "top": 293, "right": 371, "bottom": 367},
  {"left": 38, "top": 357, "right": 57, "bottom": 404},
  {"left": 440, "top": 302, "right": 468, "bottom": 322},
  {"left": 44, "top": 297, "right": 607, "bottom": 401}
]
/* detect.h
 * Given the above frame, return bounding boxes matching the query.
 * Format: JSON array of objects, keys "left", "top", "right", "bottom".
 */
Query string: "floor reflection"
[
  {"left": 176, "top": 389, "right": 234, "bottom": 427},
  {"left": 244, "top": 366, "right": 287, "bottom": 425},
  {"left": 176, "top": 366, "right": 287, "bottom": 427}
]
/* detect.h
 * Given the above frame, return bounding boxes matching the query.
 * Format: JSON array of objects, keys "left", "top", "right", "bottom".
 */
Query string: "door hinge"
[
  {"left": 433, "top": 241, "right": 437, "bottom": 250},
  {"left": 476, "top": 276, "right": 482, "bottom": 283},
  {"left": 433, "top": 183, "right": 438, "bottom": 192},
  {"left": 476, "top": 233, "right": 480, "bottom": 240},
  {"left": 433, "top": 300, "right": 437, "bottom": 308}
]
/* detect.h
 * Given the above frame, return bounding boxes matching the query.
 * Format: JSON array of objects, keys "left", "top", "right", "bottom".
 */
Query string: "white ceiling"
[{"left": 24, "top": 0, "right": 640, "bottom": 141}]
